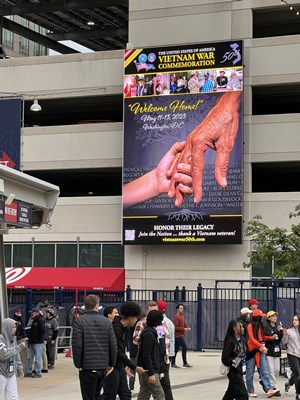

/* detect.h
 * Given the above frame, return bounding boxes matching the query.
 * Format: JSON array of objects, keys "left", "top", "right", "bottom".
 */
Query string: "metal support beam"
[
  {"left": 47, "top": 27, "right": 127, "bottom": 41},
  {"left": 2, "top": 18, "right": 80, "bottom": 54},
  {"left": 0, "top": 234, "right": 8, "bottom": 328},
  {"left": 0, "top": 0, "right": 129, "bottom": 17}
]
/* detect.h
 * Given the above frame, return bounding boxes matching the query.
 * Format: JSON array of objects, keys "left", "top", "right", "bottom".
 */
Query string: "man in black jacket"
[
  {"left": 137, "top": 310, "right": 165, "bottom": 400},
  {"left": 27, "top": 307, "right": 46, "bottom": 378},
  {"left": 72, "top": 294, "right": 117, "bottom": 400},
  {"left": 102, "top": 301, "right": 144, "bottom": 399}
]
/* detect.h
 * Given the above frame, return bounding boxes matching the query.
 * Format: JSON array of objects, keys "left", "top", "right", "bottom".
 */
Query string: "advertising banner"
[
  {"left": 0, "top": 200, "right": 32, "bottom": 227},
  {"left": 0, "top": 99, "right": 21, "bottom": 170},
  {"left": 5, "top": 267, "right": 125, "bottom": 290},
  {"left": 123, "top": 41, "right": 243, "bottom": 245}
]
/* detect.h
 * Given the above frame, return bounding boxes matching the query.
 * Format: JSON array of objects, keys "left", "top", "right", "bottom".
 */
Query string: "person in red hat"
[
  {"left": 248, "top": 299, "right": 260, "bottom": 312},
  {"left": 246, "top": 309, "right": 280, "bottom": 398},
  {"left": 156, "top": 300, "right": 175, "bottom": 400}
]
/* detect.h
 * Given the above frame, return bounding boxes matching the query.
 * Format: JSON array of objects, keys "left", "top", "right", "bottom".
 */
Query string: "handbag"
[{"left": 220, "top": 363, "right": 230, "bottom": 375}]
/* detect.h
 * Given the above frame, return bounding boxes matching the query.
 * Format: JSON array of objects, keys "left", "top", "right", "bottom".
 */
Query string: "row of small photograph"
[{"left": 124, "top": 68, "right": 243, "bottom": 97}]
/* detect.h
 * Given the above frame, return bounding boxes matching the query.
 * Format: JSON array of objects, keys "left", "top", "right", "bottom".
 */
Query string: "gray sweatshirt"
[
  {"left": 0, "top": 318, "right": 23, "bottom": 377},
  {"left": 282, "top": 327, "right": 300, "bottom": 359}
]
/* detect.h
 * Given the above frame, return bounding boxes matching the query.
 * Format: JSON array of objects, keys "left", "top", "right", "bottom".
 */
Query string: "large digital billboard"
[
  {"left": 0, "top": 99, "right": 21, "bottom": 170},
  {"left": 123, "top": 41, "right": 243, "bottom": 245}
]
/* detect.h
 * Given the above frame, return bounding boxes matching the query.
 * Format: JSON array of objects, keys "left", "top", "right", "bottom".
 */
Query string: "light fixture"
[
  {"left": 30, "top": 99, "right": 42, "bottom": 112},
  {"left": 5, "top": 194, "right": 15, "bottom": 205},
  {"left": 87, "top": 21, "right": 95, "bottom": 26},
  {"left": 281, "top": 1, "right": 300, "bottom": 17}
]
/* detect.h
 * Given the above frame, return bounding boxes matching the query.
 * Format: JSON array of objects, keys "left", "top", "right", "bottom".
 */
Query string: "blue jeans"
[
  {"left": 27, "top": 343, "right": 43, "bottom": 376},
  {"left": 246, "top": 354, "right": 272, "bottom": 393}
]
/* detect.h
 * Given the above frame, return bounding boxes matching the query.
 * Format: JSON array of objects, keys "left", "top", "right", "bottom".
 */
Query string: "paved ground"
[{"left": 18, "top": 350, "right": 293, "bottom": 399}]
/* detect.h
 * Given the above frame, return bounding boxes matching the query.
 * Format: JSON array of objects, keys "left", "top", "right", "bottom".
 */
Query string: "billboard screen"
[
  {"left": 0, "top": 99, "right": 21, "bottom": 170},
  {"left": 123, "top": 41, "right": 243, "bottom": 245}
]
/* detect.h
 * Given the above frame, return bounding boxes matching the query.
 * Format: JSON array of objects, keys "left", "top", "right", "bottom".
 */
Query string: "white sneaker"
[{"left": 248, "top": 393, "right": 257, "bottom": 398}]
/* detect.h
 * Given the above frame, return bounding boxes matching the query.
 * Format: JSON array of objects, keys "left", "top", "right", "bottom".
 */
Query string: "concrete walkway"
[{"left": 18, "top": 350, "right": 292, "bottom": 399}]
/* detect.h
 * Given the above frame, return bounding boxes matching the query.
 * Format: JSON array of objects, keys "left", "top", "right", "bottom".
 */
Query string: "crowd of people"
[
  {"left": 2, "top": 295, "right": 299, "bottom": 400},
  {"left": 0, "top": 303, "right": 59, "bottom": 399},
  {"left": 124, "top": 70, "right": 242, "bottom": 98},
  {"left": 123, "top": 69, "right": 242, "bottom": 98},
  {"left": 222, "top": 298, "right": 300, "bottom": 400},
  {"left": 72, "top": 295, "right": 193, "bottom": 400}
]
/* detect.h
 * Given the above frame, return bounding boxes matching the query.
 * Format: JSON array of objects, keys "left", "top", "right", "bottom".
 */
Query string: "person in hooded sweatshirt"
[
  {"left": 101, "top": 301, "right": 145, "bottom": 399},
  {"left": 137, "top": 310, "right": 165, "bottom": 400},
  {"left": 0, "top": 318, "right": 26, "bottom": 400}
]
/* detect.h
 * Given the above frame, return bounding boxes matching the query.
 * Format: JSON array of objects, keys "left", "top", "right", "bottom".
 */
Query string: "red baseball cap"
[
  {"left": 248, "top": 299, "right": 260, "bottom": 307},
  {"left": 157, "top": 300, "right": 167, "bottom": 312},
  {"left": 252, "top": 309, "right": 266, "bottom": 317}
]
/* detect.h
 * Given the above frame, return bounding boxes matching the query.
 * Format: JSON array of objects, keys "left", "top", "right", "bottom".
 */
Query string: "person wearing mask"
[
  {"left": 262, "top": 311, "right": 283, "bottom": 394},
  {"left": 221, "top": 319, "right": 260, "bottom": 400},
  {"left": 282, "top": 315, "right": 300, "bottom": 400},
  {"left": 0, "top": 318, "right": 25, "bottom": 399},
  {"left": 246, "top": 309, "right": 280, "bottom": 398},
  {"left": 237, "top": 307, "right": 252, "bottom": 341},
  {"left": 45, "top": 307, "right": 59, "bottom": 369}
]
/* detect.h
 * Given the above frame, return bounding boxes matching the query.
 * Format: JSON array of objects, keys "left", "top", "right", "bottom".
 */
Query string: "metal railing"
[
  {"left": 8, "top": 279, "right": 300, "bottom": 351},
  {"left": 56, "top": 326, "right": 72, "bottom": 356}
]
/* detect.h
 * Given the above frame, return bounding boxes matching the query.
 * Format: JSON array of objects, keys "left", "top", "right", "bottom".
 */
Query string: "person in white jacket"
[
  {"left": 0, "top": 318, "right": 25, "bottom": 400},
  {"left": 282, "top": 315, "right": 300, "bottom": 400}
]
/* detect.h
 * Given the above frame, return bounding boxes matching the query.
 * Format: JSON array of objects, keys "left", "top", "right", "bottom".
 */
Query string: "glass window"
[
  {"left": 252, "top": 261, "right": 272, "bottom": 278},
  {"left": 3, "top": 16, "right": 13, "bottom": 48},
  {"left": 33, "top": 25, "right": 47, "bottom": 56},
  {"left": 4, "top": 244, "right": 11, "bottom": 267},
  {"left": 13, "top": 244, "right": 32, "bottom": 268},
  {"left": 56, "top": 244, "right": 77, "bottom": 267},
  {"left": 79, "top": 244, "right": 101, "bottom": 268},
  {"left": 34, "top": 244, "right": 55, "bottom": 267},
  {"left": 102, "top": 244, "right": 124, "bottom": 268}
]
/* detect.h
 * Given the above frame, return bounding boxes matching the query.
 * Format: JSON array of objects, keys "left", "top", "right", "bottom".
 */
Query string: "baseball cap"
[
  {"left": 252, "top": 309, "right": 266, "bottom": 317},
  {"left": 30, "top": 307, "right": 40, "bottom": 313},
  {"left": 14, "top": 310, "right": 22, "bottom": 317},
  {"left": 240, "top": 307, "right": 252, "bottom": 315},
  {"left": 248, "top": 299, "right": 260, "bottom": 307},
  {"left": 157, "top": 300, "right": 167, "bottom": 312},
  {"left": 204, "top": 71, "right": 210, "bottom": 77},
  {"left": 47, "top": 307, "right": 55, "bottom": 315},
  {"left": 267, "top": 311, "right": 278, "bottom": 318}
]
